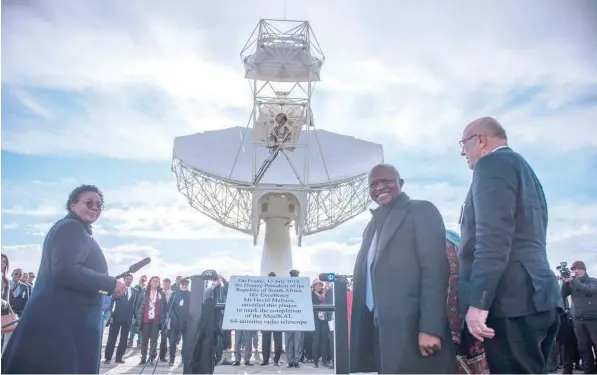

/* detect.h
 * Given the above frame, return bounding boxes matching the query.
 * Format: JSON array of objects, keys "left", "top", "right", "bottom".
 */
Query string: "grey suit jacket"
[{"left": 459, "top": 147, "right": 561, "bottom": 318}]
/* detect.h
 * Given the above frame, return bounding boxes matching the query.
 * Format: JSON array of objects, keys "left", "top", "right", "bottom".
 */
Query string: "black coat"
[
  {"left": 111, "top": 287, "right": 139, "bottom": 324},
  {"left": 458, "top": 147, "right": 562, "bottom": 317},
  {"left": 350, "top": 194, "right": 456, "bottom": 374},
  {"left": 1, "top": 214, "right": 117, "bottom": 374},
  {"left": 169, "top": 290, "right": 190, "bottom": 330}
]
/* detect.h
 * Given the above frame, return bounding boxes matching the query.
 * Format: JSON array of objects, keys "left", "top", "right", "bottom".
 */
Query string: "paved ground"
[{"left": 99, "top": 331, "right": 334, "bottom": 375}]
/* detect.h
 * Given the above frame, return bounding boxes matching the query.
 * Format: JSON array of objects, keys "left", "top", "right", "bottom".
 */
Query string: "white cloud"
[
  {"left": 1, "top": 0, "right": 596, "bottom": 283},
  {"left": 1, "top": 0, "right": 595, "bottom": 160},
  {"left": 4, "top": 178, "right": 595, "bottom": 280},
  {"left": 2, "top": 223, "right": 19, "bottom": 230}
]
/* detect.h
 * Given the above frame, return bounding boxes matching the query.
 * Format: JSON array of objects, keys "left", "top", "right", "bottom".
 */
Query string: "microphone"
[
  {"left": 114, "top": 257, "right": 151, "bottom": 279},
  {"left": 183, "top": 269, "right": 219, "bottom": 281}
]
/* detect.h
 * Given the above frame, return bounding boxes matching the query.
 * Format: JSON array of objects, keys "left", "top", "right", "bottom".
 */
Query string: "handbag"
[{"left": 1, "top": 305, "right": 19, "bottom": 333}]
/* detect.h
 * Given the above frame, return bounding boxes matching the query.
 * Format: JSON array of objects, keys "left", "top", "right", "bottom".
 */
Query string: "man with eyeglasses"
[
  {"left": 458, "top": 117, "right": 561, "bottom": 374},
  {"left": 9, "top": 269, "right": 30, "bottom": 317},
  {"left": 561, "top": 261, "right": 597, "bottom": 373}
]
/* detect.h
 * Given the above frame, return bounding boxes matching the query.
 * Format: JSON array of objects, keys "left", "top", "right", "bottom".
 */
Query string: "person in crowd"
[
  {"left": 8, "top": 269, "right": 29, "bottom": 317},
  {"left": 172, "top": 275, "right": 183, "bottom": 292},
  {"left": 19, "top": 272, "right": 30, "bottom": 287},
  {"left": 445, "top": 230, "right": 489, "bottom": 374},
  {"left": 321, "top": 273, "right": 335, "bottom": 369},
  {"left": 458, "top": 117, "right": 561, "bottom": 374},
  {"left": 286, "top": 269, "right": 304, "bottom": 368},
  {"left": 1, "top": 254, "right": 12, "bottom": 353},
  {"left": 260, "top": 272, "right": 283, "bottom": 367},
  {"left": 159, "top": 278, "right": 175, "bottom": 362},
  {"left": 561, "top": 260, "right": 597, "bottom": 373},
  {"left": 1, "top": 184, "right": 126, "bottom": 374},
  {"left": 556, "top": 303, "right": 581, "bottom": 374},
  {"left": 232, "top": 329, "right": 254, "bottom": 366},
  {"left": 104, "top": 273, "right": 138, "bottom": 364},
  {"left": 311, "top": 280, "right": 330, "bottom": 368},
  {"left": 134, "top": 276, "right": 167, "bottom": 365},
  {"left": 204, "top": 275, "right": 231, "bottom": 365},
  {"left": 168, "top": 278, "right": 190, "bottom": 365},
  {"left": 128, "top": 274, "right": 148, "bottom": 347},
  {"left": 27, "top": 272, "right": 35, "bottom": 287},
  {"left": 350, "top": 164, "right": 456, "bottom": 374}
]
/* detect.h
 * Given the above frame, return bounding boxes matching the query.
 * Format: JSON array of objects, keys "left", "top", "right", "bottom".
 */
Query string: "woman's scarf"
[{"left": 446, "top": 230, "right": 490, "bottom": 374}]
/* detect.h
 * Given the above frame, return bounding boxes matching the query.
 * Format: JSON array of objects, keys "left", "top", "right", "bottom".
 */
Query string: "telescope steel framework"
[{"left": 171, "top": 19, "right": 381, "bottom": 254}]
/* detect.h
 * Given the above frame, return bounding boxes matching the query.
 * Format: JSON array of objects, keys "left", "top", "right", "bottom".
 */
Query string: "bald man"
[
  {"left": 458, "top": 117, "right": 561, "bottom": 374},
  {"left": 350, "top": 164, "right": 456, "bottom": 374}
]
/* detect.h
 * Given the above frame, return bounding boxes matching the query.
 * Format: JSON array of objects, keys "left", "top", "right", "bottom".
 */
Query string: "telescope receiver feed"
[{"left": 171, "top": 19, "right": 383, "bottom": 276}]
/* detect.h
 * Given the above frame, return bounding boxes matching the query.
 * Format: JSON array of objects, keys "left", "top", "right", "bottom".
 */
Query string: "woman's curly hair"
[{"left": 66, "top": 185, "right": 104, "bottom": 212}]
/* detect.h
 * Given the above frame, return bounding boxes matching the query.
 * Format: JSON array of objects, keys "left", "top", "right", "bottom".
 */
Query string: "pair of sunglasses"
[{"left": 80, "top": 200, "right": 104, "bottom": 210}]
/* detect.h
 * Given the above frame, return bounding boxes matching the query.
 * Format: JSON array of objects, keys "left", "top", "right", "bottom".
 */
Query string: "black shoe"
[
  {"left": 287, "top": 362, "right": 294, "bottom": 368},
  {"left": 160, "top": 357, "right": 167, "bottom": 362},
  {"left": 245, "top": 361, "right": 253, "bottom": 366},
  {"left": 294, "top": 362, "right": 300, "bottom": 368},
  {"left": 274, "top": 361, "right": 279, "bottom": 366},
  {"left": 115, "top": 359, "right": 125, "bottom": 364},
  {"left": 139, "top": 359, "right": 146, "bottom": 365},
  {"left": 314, "top": 361, "right": 319, "bottom": 368},
  {"left": 104, "top": 359, "right": 111, "bottom": 365},
  {"left": 232, "top": 361, "right": 241, "bottom": 366},
  {"left": 260, "top": 361, "right": 269, "bottom": 366}
]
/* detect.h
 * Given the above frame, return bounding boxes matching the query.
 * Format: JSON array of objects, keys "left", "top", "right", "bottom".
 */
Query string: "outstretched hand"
[{"left": 465, "top": 306, "right": 495, "bottom": 342}]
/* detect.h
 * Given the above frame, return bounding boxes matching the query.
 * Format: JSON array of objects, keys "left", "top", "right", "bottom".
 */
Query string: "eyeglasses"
[
  {"left": 79, "top": 200, "right": 104, "bottom": 210},
  {"left": 459, "top": 134, "right": 480, "bottom": 148}
]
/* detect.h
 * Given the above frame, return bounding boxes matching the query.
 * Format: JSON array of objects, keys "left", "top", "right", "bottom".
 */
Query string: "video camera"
[{"left": 556, "top": 261, "right": 572, "bottom": 279}]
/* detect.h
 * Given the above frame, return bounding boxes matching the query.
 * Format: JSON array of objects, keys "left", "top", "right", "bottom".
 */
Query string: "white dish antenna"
[{"left": 172, "top": 19, "right": 384, "bottom": 276}]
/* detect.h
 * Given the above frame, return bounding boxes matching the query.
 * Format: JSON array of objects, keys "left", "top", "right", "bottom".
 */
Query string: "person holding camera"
[{"left": 561, "top": 260, "right": 597, "bottom": 373}]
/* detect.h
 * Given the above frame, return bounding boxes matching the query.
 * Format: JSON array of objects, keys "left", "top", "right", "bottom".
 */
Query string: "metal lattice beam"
[
  {"left": 304, "top": 176, "right": 372, "bottom": 235},
  {"left": 172, "top": 158, "right": 253, "bottom": 234}
]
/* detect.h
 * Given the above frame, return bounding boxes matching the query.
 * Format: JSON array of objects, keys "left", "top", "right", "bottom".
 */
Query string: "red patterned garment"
[{"left": 446, "top": 240, "right": 490, "bottom": 374}]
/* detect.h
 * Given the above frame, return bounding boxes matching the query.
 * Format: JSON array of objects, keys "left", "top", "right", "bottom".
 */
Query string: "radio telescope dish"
[{"left": 172, "top": 19, "right": 384, "bottom": 276}]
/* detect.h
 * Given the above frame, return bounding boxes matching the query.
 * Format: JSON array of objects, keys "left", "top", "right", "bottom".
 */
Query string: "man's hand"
[
  {"left": 418, "top": 332, "right": 441, "bottom": 356},
  {"left": 113, "top": 280, "right": 126, "bottom": 297},
  {"left": 465, "top": 306, "right": 495, "bottom": 342},
  {"left": 563, "top": 277, "right": 573, "bottom": 283}
]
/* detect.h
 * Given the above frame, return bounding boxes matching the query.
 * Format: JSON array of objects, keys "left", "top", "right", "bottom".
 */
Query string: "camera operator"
[{"left": 561, "top": 260, "right": 597, "bottom": 373}]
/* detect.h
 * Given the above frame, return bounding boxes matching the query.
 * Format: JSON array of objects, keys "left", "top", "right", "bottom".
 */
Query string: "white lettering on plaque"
[{"left": 222, "top": 276, "right": 315, "bottom": 331}]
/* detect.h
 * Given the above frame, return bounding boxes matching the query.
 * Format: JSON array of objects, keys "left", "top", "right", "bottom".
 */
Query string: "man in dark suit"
[
  {"left": 104, "top": 274, "right": 138, "bottom": 364},
  {"left": 349, "top": 164, "right": 456, "bottom": 374},
  {"left": 458, "top": 117, "right": 561, "bottom": 374}
]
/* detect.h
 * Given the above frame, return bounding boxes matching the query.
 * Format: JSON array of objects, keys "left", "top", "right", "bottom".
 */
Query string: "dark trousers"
[
  {"left": 261, "top": 331, "right": 282, "bottom": 363},
  {"left": 159, "top": 329, "right": 169, "bottom": 360},
  {"left": 328, "top": 328, "right": 335, "bottom": 362},
  {"left": 105, "top": 321, "right": 131, "bottom": 361},
  {"left": 169, "top": 329, "right": 184, "bottom": 360},
  {"left": 485, "top": 309, "right": 559, "bottom": 374},
  {"left": 573, "top": 319, "right": 597, "bottom": 372},
  {"left": 141, "top": 320, "right": 160, "bottom": 361},
  {"left": 356, "top": 308, "right": 382, "bottom": 372},
  {"left": 312, "top": 320, "right": 330, "bottom": 362}
]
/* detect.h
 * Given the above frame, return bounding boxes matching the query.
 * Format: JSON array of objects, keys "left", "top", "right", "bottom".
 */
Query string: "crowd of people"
[{"left": 2, "top": 116, "right": 597, "bottom": 375}]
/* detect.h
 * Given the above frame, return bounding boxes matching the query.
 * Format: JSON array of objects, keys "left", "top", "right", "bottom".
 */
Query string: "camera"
[{"left": 556, "top": 261, "right": 572, "bottom": 279}]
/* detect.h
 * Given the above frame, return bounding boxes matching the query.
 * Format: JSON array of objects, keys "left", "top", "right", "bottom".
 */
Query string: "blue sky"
[{"left": 2, "top": 0, "right": 596, "bottom": 280}]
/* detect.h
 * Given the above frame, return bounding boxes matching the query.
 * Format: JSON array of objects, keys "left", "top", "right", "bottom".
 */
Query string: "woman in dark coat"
[{"left": 1, "top": 185, "right": 125, "bottom": 374}]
